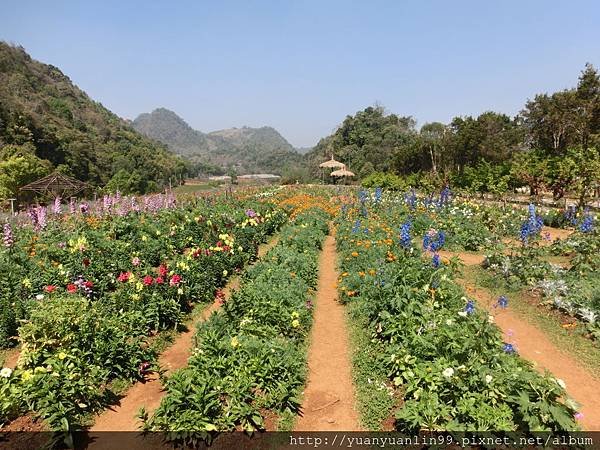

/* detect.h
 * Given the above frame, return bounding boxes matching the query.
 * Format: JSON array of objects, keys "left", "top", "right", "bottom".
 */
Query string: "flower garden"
[{"left": 1, "top": 186, "right": 599, "bottom": 444}]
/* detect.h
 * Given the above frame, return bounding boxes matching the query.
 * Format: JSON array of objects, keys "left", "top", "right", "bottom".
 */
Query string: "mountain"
[
  {"left": 132, "top": 108, "right": 303, "bottom": 174},
  {"left": 0, "top": 42, "right": 187, "bottom": 198}
]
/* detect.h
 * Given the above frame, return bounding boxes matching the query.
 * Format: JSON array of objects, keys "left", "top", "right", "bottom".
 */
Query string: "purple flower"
[
  {"left": 495, "top": 295, "right": 508, "bottom": 309},
  {"left": 52, "top": 197, "right": 62, "bottom": 215},
  {"left": 432, "top": 252, "right": 441, "bottom": 268},
  {"left": 399, "top": 220, "right": 412, "bottom": 248},
  {"left": 503, "top": 343, "right": 515, "bottom": 354},
  {"left": 245, "top": 209, "right": 257, "bottom": 218},
  {"left": 3, "top": 223, "right": 13, "bottom": 248},
  {"left": 465, "top": 300, "right": 475, "bottom": 315}
]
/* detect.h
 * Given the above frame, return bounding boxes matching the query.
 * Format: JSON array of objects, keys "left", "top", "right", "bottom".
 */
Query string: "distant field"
[{"left": 173, "top": 183, "right": 215, "bottom": 194}]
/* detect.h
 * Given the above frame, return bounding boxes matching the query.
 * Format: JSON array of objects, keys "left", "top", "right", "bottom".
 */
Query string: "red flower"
[
  {"left": 117, "top": 272, "right": 130, "bottom": 282},
  {"left": 216, "top": 241, "right": 222, "bottom": 247},
  {"left": 84, "top": 280, "right": 94, "bottom": 289},
  {"left": 143, "top": 275, "right": 154, "bottom": 286},
  {"left": 223, "top": 245, "right": 230, "bottom": 252},
  {"left": 158, "top": 264, "right": 168, "bottom": 277},
  {"left": 155, "top": 276, "right": 164, "bottom": 284},
  {"left": 45, "top": 285, "right": 57, "bottom": 293},
  {"left": 169, "top": 274, "right": 182, "bottom": 286},
  {"left": 66, "top": 284, "right": 77, "bottom": 294},
  {"left": 83, "top": 258, "right": 91, "bottom": 267}
]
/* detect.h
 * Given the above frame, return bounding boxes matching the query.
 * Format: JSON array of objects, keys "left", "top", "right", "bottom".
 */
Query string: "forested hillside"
[
  {"left": 0, "top": 42, "right": 187, "bottom": 198},
  {"left": 308, "top": 64, "right": 600, "bottom": 203}
]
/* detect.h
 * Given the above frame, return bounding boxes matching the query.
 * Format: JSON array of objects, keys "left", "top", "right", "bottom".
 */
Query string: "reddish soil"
[
  {"left": 2, "top": 348, "right": 20, "bottom": 369},
  {"left": 438, "top": 250, "right": 485, "bottom": 266},
  {"left": 88, "top": 237, "right": 278, "bottom": 438},
  {"left": 294, "top": 233, "right": 361, "bottom": 431},
  {"left": 461, "top": 281, "right": 600, "bottom": 431}
]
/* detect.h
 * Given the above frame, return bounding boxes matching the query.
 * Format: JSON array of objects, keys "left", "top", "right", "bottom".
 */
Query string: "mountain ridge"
[{"left": 132, "top": 108, "right": 305, "bottom": 174}]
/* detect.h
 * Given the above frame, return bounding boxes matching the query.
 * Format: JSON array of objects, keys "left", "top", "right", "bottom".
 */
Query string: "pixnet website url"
[{"left": 288, "top": 434, "right": 596, "bottom": 448}]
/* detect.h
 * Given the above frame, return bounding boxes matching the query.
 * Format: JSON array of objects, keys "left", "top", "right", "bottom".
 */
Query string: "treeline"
[
  {"left": 307, "top": 64, "right": 600, "bottom": 206},
  {"left": 0, "top": 42, "right": 188, "bottom": 200}
]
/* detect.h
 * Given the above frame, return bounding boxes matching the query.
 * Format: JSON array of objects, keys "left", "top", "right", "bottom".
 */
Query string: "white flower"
[
  {"left": 458, "top": 311, "right": 468, "bottom": 317},
  {"left": 445, "top": 319, "right": 454, "bottom": 326},
  {"left": 0, "top": 367, "right": 13, "bottom": 378},
  {"left": 485, "top": 375, "right": 493, "bottom": 384},
  {"left": 555, "top": 378, "right": 566, "bottom": 389},
  {"left": 442, "top": 368, "right": 454, "bottom": 378},
  {"left": 488, "top": 315, "right": 495, "bottom": 323},
  {"left": 35, "top": 294, "right": 44, "bottom": 301}
]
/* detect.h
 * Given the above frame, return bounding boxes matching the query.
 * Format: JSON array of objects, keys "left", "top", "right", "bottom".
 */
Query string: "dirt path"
[
  {"left": 89, "top": 236, "right": 279, "bottom": 434},
  {"left": 461, "top": 281, "right": 600, "bottom": 431},
  {"left": 294, "top": 233, "right": 361, "bottom": 431}
]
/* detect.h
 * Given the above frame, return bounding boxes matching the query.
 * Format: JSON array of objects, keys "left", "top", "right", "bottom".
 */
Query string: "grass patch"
[
  {"left": 173, "top": 183, "right": 215, "bottom": 194},
  {"left": 463, "top": 265, "right": 600, "bottom": 377},
  {"left": 346, "top": 301, "right": 398, "bottom": 430}
]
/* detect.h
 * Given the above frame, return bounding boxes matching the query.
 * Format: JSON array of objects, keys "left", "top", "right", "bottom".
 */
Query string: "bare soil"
[
  {"left": 460, "top": 280, "right": 600, "bottom": 431},
  {"left": 294, "top": 233, "right": 361, "bottom": 431}
]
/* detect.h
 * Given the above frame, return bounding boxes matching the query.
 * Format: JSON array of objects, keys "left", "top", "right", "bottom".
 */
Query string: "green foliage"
[
  {"left": 361, "top": 172, "right": 406, "bottom": 190},
  {"left": 0, "top": 193, "right": 286, "bottom": 430},
  {"left": 143, "top": 207, "right": 330, "bottom": 440},
  {"left": 335, "top": 191, "right": 579, "bottom": 432}
]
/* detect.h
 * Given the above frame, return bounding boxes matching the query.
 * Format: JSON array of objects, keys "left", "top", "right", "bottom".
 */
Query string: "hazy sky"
[{"left": 2, "top": 0, "right": 599, "bottom": 147}]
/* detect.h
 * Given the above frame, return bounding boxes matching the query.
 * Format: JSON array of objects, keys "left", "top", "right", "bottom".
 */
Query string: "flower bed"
[
  {"left": 0, "top": 193, "right": 286, "bottom": 431},
  {"left": 141, "top": 204, "right": 332, "bottom": 443},
  {"left": 336, "top": 190, "right": 580, "bottom": 432}
]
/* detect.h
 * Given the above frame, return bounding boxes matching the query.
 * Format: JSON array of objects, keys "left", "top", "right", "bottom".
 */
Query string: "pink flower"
[
  {"left": 132, "top": 257, "right": 141, "bottom": 266},
  {"left": 169, "top": 274, "right": 182, "bottom": 286},
  {"left": 155, "top": 276, "right": 164, "bottom": 285},
  {"left": 575, "top": 412, "right": 584, "bottom": 421},
  {"left": 158, "top": 264, "right": 168, "bottom": 277},
  {"left": 117, "top": 272, "right": 130, "bottom": 282},
  {"left": 84, "top": 281, "right": 94, "bottom": 289},
  {"left": 143, "top": 275, "right": 154, "bottom": 286},
  {"left": 67, "top": 284, "right": 77, "bottom": 294},
  {"left": 45, "top": 285, "right": 57, "bottom": 293}
]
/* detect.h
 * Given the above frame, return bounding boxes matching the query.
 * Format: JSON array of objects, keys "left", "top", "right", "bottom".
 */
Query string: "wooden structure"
[{"left": 19, "top": 172, "right": 89, "bottom": 199}]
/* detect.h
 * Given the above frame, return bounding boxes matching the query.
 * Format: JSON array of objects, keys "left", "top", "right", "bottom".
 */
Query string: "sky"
[{"left": 2, "top": 1, "right": 600, "bottom": 148}]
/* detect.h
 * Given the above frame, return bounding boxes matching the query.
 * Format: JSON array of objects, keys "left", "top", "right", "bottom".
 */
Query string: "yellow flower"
[
  {"left": 136, "top": 281, "right": 144, "bottom": 292},
  {"left": 291, "top": 319, "right": 300, "bottom": 328},
  {"left": 141, "top": 235, "right": 148, "bottom": 241},
  {"left": 131, "top": 293, "right": 140, "bottom": 301},
  {"left": 230, "top": 336, "right": 240, "bottom": 348},
  {"left": 22, "top": 278, "right": 32, "bottom": 288},
  {"left": 58, "top": 352, "right": 67, "bottom": 360},
  {"left": 291, "top": 311, "right": 299, "bottom": 319},
  {"left": 21, "top": 370, "right": 33, "bottom": 381}
]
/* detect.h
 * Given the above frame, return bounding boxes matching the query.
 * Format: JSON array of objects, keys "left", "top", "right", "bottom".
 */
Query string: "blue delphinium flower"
[
  {"left": 359, "top": 190, "right": 368, "bottom": 204},
  {"left": 424, "top": 230, "right": 446, "bottom": 252},
  {"left": 495, "top": 295, "right": 508, "bottom": 309},
  {"left": 374, "top": 187, "right": 382, "bottom": 204},
  {"left": 564, "top": 206, "right": 578, "bottom": 226},
  {"left": 405, "top": 189, "right": 417, "bottom": 210},
  {"left": 432, "top": 253, "right": 440, "bottom": 268},
  {"left": 503, "top": 343, "right": 515, "bottom": 354},
  {"left": 465, "top": 300, "right": 475, "bottom": 315},
  {"left": 580, "top": 212, "right": 594, "bottom": 233},
  {"left": 352, "top": 219, "right": 361, "bottom": 234},
  {"left": 423, "top": 233, "right": 431, "bottom": 250},
  {"left": 520, "top": 204, "right": 544, "bottom": 244},
  {"left": 400, "top": 220, "right": 412, "bottom": 249},
  {"left": 439, "top": 185, "right": 451, "bottom": 207}
]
